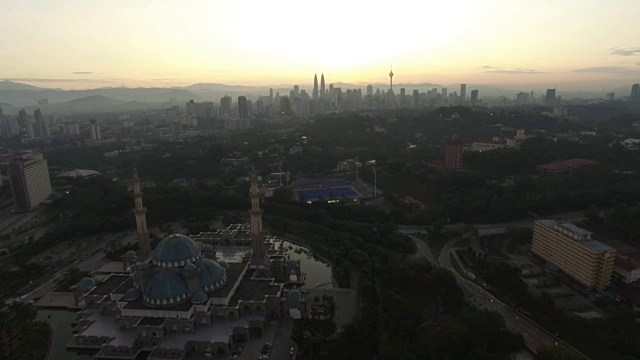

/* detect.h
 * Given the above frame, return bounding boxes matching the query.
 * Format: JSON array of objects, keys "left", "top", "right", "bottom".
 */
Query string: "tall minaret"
[
  {"left": 320, "top": 73, "right": 326, "bottom": 98},
  {"left": 249, "top": 167, "right": 266, "bottom": 269},
  {"left": 132, "top": 168, "right": 151, "bottom": 258},
  {"left": 389, "top": 65, "right": 394, "bottom": 91},
  {"left": 313, "top": 74, "right": 319, "bottom": 100}
]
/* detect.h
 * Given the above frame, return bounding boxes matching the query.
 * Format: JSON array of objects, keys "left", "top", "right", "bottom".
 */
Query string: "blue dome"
[
  {"left": 123, "top": 288, "right": 141, "bottom": 302},
  {"left": 77, "top": 278, "right": 96, "bottom": 290},
  {"left": 184, "top": 262, "right": 196, "bottom": 271},
  {"left": 125, "top": 250, "right": 137, "bottom": 259},
  {"left": 144, "top": 270, "right": 188, "bottom": 302},
  {"left": 152, "top": 234, "right": 201, "bottom": 267},
  {"left": 287, "top": 290, "right": 303, "bottom": 302},
  {"left": 200, "top": 259, "right": 227, "bottom": 291},
  {"left": 191, "top": 291, "right": 208, "bottom": 304},
  {"left": 202, "top": 244, "right": 213, "bottom": 252}
]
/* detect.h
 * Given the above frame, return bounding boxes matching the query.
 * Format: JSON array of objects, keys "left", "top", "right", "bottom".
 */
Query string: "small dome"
[
  {"left": 123, "top": 288, "right": 142, "bottom": 302},
  {"left": 77, "top": 277, "right": 96, "bottom": 290},
  {"left": 200, "top": 259, "right": 227, "bottom": 291},
  {"left": 125, "top": 250, "right": 137, "bottom": 259},
  {"left": 191, "top": 291, "right": 208, "bottom": 304},
  {"left": 184, "top": 262, "right": 196, "bottom": 271},
  {"left": 152, "top": 234, "right": 201, "bottom": 267},
  {"left": 144, "top": 270, "right": 188, "bottom": 303},
  {"left": 137, "top": 262, "right": 152, "bottom": 270},
  {"left": 287, "top": 290, "right": 303, "bottom": 302},
  {"left": 202, "top": 244, "right": 213, "bottom": 252}
]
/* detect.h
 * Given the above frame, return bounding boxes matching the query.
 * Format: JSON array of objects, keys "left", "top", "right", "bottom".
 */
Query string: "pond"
[{"left": 38, "top": 241, "right": 332, "bottom": 359}]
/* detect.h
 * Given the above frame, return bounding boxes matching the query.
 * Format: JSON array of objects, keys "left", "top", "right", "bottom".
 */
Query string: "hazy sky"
[{"left": 1, "top": 0, "right": 639, "bottom": 90}]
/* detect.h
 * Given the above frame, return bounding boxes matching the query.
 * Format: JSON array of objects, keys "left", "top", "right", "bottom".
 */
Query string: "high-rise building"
[
  {"left": 165, "top": 106, "right": 178, "bottom": 123},
  {"left": 545, "top": 89, "right": 557, "bottom": 106},
  {"left": 367, "top": 85, "right": 373, "bottom": 96},
  {"left": 631, "top": 84, "right": 640, "bottom": 102},
  {"left": 186, "top": 100, "right": 196, "bottom": 115},
  {"left": 63, "top": 122, "right": 80, "bottom": 135},
  {"left": 34, "top": 108, "right": 43, "bottom": 123},
  {"left": 89, "top": 119, "right": 101, "bottom": 140},
  {"left": 460, "top": 84, "right": 467, "bottom": 102},
  {"left": 320, "top": 73, "right": 326, "bottom": 98},
  {"left": 220, "top": 96, "right": 232, "bottom": 116},
  {"left": 412, "top": 90, "right": 420, "bottom": 108},
  {"left": 293, "top": 85, "right": 299, "bottom": 96},
  {"left": 606, "top": 93, "right": 615, "bottom": 101},
  {"left": 470, "top": 89, "right": 479, "bottom": 105},
  {"left": 445, "top": 134, "right": 463, "bottom": 171},
  {"left": 389, "top": 67, "right": 394, "bottom": 90},
  {"left": 532, "top": 220, "right": 615, "bottom": 291},
  {"left": 132, "top": 168, "right": 151, "bottom": 258},
  {"left": 8, "top": 152, "right": 52, "bottom": 212},
  {"left": 18, "top": 109, "right": 28, "bottom": 130},
  {"left": 238, "top": 96, "right": 248, "bottom": 119},
  {"left": 313, "top": 74, "right": 319, "bottom": 100}
]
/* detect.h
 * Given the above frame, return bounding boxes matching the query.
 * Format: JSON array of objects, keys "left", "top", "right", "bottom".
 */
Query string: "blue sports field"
[{"left": 294, "top": 186, "right": 360, "bottom": 202}]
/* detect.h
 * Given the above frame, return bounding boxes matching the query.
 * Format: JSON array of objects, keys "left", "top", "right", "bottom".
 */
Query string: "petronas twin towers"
[{"left": 312, "top": 73, "right": 326, "bottom": 100}]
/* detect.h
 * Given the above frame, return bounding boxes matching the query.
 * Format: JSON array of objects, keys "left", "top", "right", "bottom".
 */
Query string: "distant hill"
[
  {"left": 0, "top": 80, "right": 48, "bottom": 91},
  {"left": 44, "top": 95, "right": 156, "bottom": 114}
]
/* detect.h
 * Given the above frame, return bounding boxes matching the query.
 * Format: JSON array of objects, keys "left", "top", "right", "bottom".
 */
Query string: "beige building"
[
  {"left": 8, "top": 152, "right": 52, "bottom": 212},
  {"left": 532, "top": 220, "right": 615, "bottom": 291}
]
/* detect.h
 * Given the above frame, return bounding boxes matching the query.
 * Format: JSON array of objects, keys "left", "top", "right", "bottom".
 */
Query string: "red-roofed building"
[{"left": 535, "top": 158, "right": 597, "bottom": 176}]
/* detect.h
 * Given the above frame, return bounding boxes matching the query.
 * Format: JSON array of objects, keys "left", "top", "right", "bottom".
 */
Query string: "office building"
[
  {"left": 367, "top": 85, "right": 373, "bottom": 96},
  {"left": 441, "top": 88, "right": 448, "bottom": 98},
  {"left": 445, "top": 134, "right": 463, "bottom": 171},
  {"left": 545, "top": 89, "right": 557, "bottom": 106},
  {"left": 631, "top": 84, "right": 640, "bottom": 102},
  {"left": 412, "top": 90, "right": 420, "bottom": 108},
  {"left": 460, "top": 84, "right": 466, "bottom": 102},
  {"left": 532, "top": 220, "right": 615, "bottom": 291},
  {"left": 313, "top": 74, "right": 319, "bottom": 100},
  {"left": 8, "top": 152, "right": 53, "bottom": 212},
  {"left": 63, "top": 122, "right": 80, "bottom": 135},
  {"left": 238, "top": 96, "right": 248, "bottom": 119},
  {"left": 220, "top": 96, "right": 232, "bottom": 116},
  {"left": 90, "top": 119, "right": 101, "bottom": 140},
  {"left": 470, "top": 89, "right": 479, "bottom": 105}
]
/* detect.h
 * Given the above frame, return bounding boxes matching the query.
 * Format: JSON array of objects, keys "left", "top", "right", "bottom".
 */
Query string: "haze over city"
[{"left": 2, "top": 0, "right": 640, "bottom": 90}]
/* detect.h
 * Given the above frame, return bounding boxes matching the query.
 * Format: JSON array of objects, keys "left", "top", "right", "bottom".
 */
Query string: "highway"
[{"left": 411, "top": 235, "right": 589, "bottom": 358}]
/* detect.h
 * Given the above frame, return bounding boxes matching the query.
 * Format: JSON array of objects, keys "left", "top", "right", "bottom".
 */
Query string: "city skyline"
[{"left": 1, "top": 0, "right": 640, "bottom": 90}]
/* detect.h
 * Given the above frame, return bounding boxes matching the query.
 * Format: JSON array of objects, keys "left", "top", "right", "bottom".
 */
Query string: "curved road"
[{"left": 412, "top": 235, "right": 589, "bottom": 359}]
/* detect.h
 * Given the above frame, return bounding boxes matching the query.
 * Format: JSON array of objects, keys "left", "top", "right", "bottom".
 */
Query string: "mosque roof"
[
  {"left": 287, "top": 290, "right": 303, "bottom": 302},
  {"left": 77, "top": 277, "right": 96, "bottom": 290},
  {"left": 200, "top": 258, "right": 227, "bottom": 291},
  {"left": 144, "top": 270, "right": 188, "bottom": 301},
  {"left": 152, "top": 234, "right": 201, "bottom": 267}
]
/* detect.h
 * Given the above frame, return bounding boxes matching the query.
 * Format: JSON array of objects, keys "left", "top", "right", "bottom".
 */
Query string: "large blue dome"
[
  {"left": 152, "top": 234, "right": 201, "bottom": 267},
  {"left": 200, "top": 259, "right": 227, "bottom": 292},
  {"left": 143, "top": 270, "right": 189, "bottom": 305}
]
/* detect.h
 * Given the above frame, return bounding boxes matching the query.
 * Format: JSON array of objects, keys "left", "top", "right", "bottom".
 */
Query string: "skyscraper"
[
  {"left": 238, "top": 96, "right": 248, "bottom": 119},
  {"left": 34, "top": 108, "right": 43, "bottom": 123},
  {"left": 545, "top": 89, "right": 557, "bottom": 106},
  {"left": 220, "top": 96, "right": 232, "bottom": 116},
  {"left": 18, "top": 108, "right": 28, "bottom": 130},
  {"left": 9, "top": 152, "right": 52, "bottom": 212},
  {"left": 89, "top": 119, "right": 101, "bottom": 140},
  {"left": 445, "top": 134, "right": 463, "bottom": 172},
  {"left": 367, "top": 85, "right": 373, "bottom": 96},
  {"left": 460, "top": 84, "right": 467, "bottom": 102},
  {"left": 631, "top": 84, "right": 640, "bottom": 102},
  {"left": 441, "top": 88, "right": 448, "bottom": 98},
  {"left": 293, "top": 85, "right": 299, "bottom": 96},
  {"left": 132, "top": 168, "right": 151, "bottom": 258},
  {"left": 320, "top": 73, "right": 326, "bottom": 98},
  {"left": 470, "top": 89, "right": 479, "bottom": 105},
  {"left": 313, "top": 74, "right": 319, "bottom": 100},
  {"left": 412, "top": 90, "right": 420, "bottom": 108},
  {"left": 389, "top": 67, "right": 394, "bottom": 90}
]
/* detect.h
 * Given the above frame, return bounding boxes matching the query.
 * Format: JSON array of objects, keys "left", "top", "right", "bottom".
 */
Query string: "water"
[
  {"left": 280, "top": 240, "right": 334, "bottom": 289},
  {"left": 38, "top": 241, "right": 332, "bottom": 359}
]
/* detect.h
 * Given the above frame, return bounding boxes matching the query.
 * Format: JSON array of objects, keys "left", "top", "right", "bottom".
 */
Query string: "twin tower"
[{"left": 312, "top": 73, "right": 326, "bottom": 100}]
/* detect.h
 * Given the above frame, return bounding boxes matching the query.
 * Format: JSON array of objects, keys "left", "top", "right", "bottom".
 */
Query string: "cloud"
[
  {"left": 610, "top": 47, "right": 640, "bottom": 56},
  {"left": 481, "top": 66, "right": 544, "bottom": 74},
  {"left": 4, "top": 77, "right": 118, "bottom": 84},
  {"left": 72, "top": 71, "right": 94, "bottom": 74},
  {"left": 573, "top": 66, "right": 631, "bottom": 73}
]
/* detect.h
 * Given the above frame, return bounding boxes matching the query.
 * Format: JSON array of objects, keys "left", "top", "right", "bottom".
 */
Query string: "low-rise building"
[
  {"left": 536, "top": 158, "right": 597, "bottom": 176},
  {"left": 614, "top": 255, "right": 640, "bottom": 283}
]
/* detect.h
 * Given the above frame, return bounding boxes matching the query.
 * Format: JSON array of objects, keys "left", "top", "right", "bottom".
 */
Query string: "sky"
[{"left": 1, "top": 0, "right": 639, "bottom": 91}]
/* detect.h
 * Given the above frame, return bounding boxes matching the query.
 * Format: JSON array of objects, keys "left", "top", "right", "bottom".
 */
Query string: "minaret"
[
  {"left": 132, "top": 168, "right": 151, "bottom": 258},
  {"left": 249, "top": 167, "right": 267, "bottom": 269},
  {"left": 320, "top": 73, "right": 326, "bottom": 98},
  {"left": 313, "top": 74, "right": 319, "bottom": 100},
  {"left": 389, "top": 66, "right": 394, "bottom": 91}
]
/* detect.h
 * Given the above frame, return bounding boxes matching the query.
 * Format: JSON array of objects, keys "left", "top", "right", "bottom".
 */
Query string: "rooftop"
[
  {"left": 537, "top": 220, "right": 615, "bottom": 253},
  {"left": 89, "top": 274, "right": 132, "bottom": 296},
  {"left": 228, "top": 270, "right": 282, "bottom": 306},
  {"left": 536, "top": 158, "right": 597, "bottom": 171},
  {"left": 557, "top": 222, "right": 593, "bottom": 236},
  {"left": 158, "top": 315, "right": 264, "bottom": 348}
]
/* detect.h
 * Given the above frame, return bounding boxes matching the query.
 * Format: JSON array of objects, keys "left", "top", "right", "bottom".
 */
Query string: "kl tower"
[{"left": 389, "top": 66, "right": 394, "bottom": 91}]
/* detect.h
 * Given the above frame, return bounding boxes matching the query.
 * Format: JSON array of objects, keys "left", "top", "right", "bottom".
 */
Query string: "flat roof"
[
  {"left": 558, "top": 222, "right": 593, "bottom": 236},
  {"left": 77, "top": 308, "right": 137, "bottom": 347},
  {"left": 228, "top": 270, "right": 281, "bottom": 307},
  {"left": 536, "top": 158, "right": 597, "bottom": 171},
  {"left": 536, "top": 220, "right": 614, "bottom": 253},
  {"left": 89, "top": 274, "right": 132, "bottom": 296},
  {"left": 158, "top": 315, "right": 264, "bottom": 348}
]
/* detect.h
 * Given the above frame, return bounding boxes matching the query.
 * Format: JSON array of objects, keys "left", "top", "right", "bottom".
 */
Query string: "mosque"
[{"left": 66, "top": 169, "right": 307, "bottom": 359}]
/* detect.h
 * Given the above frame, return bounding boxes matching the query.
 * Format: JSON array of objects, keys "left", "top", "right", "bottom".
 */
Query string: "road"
[
  {"left": 412, "top": 235, "right": 588, "bottom": 358},
  {"left": 406, "top": 234, "right": 438, "bottom": 266},
  {"left": 269, "top": 320, "right": 294, "bottom": 360}
]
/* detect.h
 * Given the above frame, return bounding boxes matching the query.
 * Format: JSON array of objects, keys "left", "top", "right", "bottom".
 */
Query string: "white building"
[{"left": 8, "top": 152, "right": 53, "bottom": 212}]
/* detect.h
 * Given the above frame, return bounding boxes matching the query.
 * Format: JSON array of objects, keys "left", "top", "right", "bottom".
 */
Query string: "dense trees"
[{"left": 0, "top": 303, "right": 50, "bottom": 360}]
